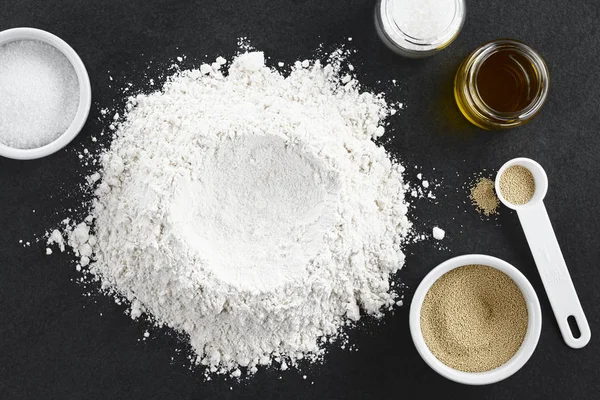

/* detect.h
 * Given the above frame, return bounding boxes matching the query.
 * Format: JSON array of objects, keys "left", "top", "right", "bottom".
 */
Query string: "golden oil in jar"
[{"left": 455, "top": 40, "right": 550, "bottom": 130}]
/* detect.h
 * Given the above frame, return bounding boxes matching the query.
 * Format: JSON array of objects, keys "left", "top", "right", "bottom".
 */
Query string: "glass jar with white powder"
[{"left": 374, "top": 0, "right": 466, "bottom": 58}]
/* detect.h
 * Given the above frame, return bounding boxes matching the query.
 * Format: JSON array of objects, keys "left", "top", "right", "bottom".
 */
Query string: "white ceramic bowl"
[
  {"left": 409, "top": 254, "right": 542, "bottom": 385},
  {"left": 0, "top": 27, "right": 92, "bottom": 160}
]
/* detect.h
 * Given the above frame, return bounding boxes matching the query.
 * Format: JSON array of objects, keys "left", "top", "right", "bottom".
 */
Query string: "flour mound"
[{"left": 56, "top": 51, "right": 411, "bottom": 375}]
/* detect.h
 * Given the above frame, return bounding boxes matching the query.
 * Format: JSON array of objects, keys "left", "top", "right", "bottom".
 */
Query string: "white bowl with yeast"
[
  {"left": 0, "top": 27, "right": 91, "bottom": 160},
  {"left": 409, "top": 254, "right": 542, "bottom": 385}
]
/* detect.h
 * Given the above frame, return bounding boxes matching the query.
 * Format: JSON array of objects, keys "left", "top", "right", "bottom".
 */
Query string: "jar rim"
[{"left": 466, "top": 39, "right": 550, "bottom": 124}]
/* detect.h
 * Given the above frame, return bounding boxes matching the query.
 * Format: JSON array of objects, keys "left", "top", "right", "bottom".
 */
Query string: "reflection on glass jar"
[{"left": 455, "top": 40, "right": 550, "bottom": 130}]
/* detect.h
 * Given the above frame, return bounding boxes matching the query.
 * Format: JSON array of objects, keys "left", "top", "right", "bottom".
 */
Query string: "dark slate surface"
[{"left": 1, "top": 0, "right": 599, "bottom": 398}]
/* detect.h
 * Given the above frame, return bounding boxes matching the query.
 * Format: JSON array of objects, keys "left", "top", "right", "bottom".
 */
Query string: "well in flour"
[{"left": 170, "top": 134, "right": 339, "bottom": 292}]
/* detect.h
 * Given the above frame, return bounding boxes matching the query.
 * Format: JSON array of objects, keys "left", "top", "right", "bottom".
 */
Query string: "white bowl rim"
[
  {"left": 0, "top": 27, "right": 92, "bottom": 160},
  {"left": 409, "top": 254, "right": 542, "bottom": 385}
]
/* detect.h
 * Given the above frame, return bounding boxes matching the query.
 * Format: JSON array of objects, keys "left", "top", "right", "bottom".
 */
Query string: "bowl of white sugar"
[{"left": 0, "top": 28, "right": 91, "bottom": 160}]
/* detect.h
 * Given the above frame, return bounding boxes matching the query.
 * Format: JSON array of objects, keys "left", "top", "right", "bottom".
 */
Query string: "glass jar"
[
  {"left": 454, "top": 39, "right": 550, "bottom": 130},
  {"left": 374, "top": 0, "right": 466, "bottom": 58}
]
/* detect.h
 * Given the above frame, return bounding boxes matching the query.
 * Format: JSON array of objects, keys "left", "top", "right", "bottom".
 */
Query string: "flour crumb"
[
  {"left": 432, "top": 226, "right": 445, "bottom": 240},
  {"left": 200, "top": 64, "right": 212, "bottom": 74},
  {"left": 47, "top": 229, "right": 65, "bottom": 252}
]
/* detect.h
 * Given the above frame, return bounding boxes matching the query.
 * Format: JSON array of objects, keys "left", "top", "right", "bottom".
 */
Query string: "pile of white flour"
[{"left": 49, "top": 50, "right": 411, "bottom": 376}]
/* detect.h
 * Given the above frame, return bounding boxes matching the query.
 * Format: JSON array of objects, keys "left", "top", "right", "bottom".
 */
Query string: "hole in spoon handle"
[
  {"left": 567, "top": 315, "right": 582, "bottom": 339},
  {"left": 517, "top": 202, "right": 591, "bottom": 349}
]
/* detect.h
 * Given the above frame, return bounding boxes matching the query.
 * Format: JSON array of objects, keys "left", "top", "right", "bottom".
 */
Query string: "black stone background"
[{"left": 1, "top": 0, "right": 599, "bottom": 398}]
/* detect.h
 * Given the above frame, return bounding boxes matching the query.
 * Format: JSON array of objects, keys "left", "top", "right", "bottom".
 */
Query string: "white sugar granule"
[
  {"left": 49, "top": 49, "right": 411, "bottom": 376},
  {"left": 0, "top": 40, "right": 80, "bottom": 149}
]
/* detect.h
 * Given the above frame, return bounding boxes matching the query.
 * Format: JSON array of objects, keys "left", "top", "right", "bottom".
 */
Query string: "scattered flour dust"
[{"left": 47, "top": 48, "right": 412, "bottom": 377}]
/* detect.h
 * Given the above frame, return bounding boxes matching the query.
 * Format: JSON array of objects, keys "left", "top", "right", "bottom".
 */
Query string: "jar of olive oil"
[{"left": 454, "top": 40, "right": 550, "bottom": 130}]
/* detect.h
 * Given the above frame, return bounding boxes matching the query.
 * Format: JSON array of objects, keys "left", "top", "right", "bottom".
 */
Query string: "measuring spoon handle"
[{"left": 517, "top": 203, "right": 591, "bottom": 349}]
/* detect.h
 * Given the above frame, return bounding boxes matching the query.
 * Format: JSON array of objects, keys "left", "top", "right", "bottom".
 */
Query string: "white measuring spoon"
[{"left": 495, "top": 158, "right": 590, "bottom": 349}]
